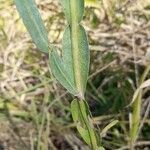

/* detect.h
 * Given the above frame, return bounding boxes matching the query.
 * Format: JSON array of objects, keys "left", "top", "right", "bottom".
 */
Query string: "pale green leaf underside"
[
  {"left": 49, "top": 47, "right": 77, "bottom": 95},
  {"left": 63, "top": 25, "right": 89, "bottom": 95},
  {"left": 15, "top": 0, "right": 49, "bottom": 53},
  {"left": 60, "top": 0, "right": 89, "bottom": 97},
  {"left": 49, "top": 25, "right": 89, "bottom": 97},
  {"left": 62, "top": 27, "right": 75, "bottom": 85},
  {"left": 60, "top": 0, "right": 84, "bottom": 23}
]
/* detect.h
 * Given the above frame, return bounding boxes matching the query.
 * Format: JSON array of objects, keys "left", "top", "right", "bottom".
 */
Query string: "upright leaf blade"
[
  {"left": 77, "top": 125, "right": 93, "bottom": 146},
  {"left": 49, "top": 47, "right": 77, "bottom": 95},
  {"left": 71, "top": 99, "right": 89, "bottom": 123},
  {"left": 62, "top": 26, "right": 75, "bottom": 85},
  {"left": 101, "top": 120, "right": 119, "bottom": 137},
  {"left": 60, "top": 0, "right": 84, "bottom": 23},
  {"left": 15, "top": 0, "right": 49, "bottom": 53},
  {"left": 71, "top": 99, "right": 79, "bottom": 122},
  {"left": 71, "top": 99, "right": 99, "bottom": 149},
  {"left": 62, "top": 25, "right": 90, "bottom": 98},
  {"left": 71, "top": 25, "right": 90, "bottom": 97},
  {"left": 58, "top": 0, "right": 89, "bottom": 98}
]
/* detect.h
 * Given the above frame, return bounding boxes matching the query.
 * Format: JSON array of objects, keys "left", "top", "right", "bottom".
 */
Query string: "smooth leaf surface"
[
  {"left": 15, "top": 0, "right": 49, "bottom": 53},
  {"left": 60, "top": 0, "right": 84, "bottom": 23}
]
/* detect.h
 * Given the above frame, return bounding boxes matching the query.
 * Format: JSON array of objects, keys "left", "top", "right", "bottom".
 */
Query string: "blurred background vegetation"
[{"left": 0, "top": 0, "right": 150, "bottom": 149}]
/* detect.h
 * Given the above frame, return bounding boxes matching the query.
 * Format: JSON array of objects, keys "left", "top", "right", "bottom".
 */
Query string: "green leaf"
[
  {"left": 60, "top": 0, "right": 84, "bottom": 23},
  {"left": 50, "top": 25, "right": 89, "bottom": 98},
  {"left": 49, "top": 47, "right": 77, "bottom": 95},
  {"left": 101, "top": 120, "right": 119, "bottom": 137},
  {"left": 78, "top": 100, "right": 89, "bottom": 120},
  {"left": 71, "top": 99, "right": 88, "bottom": 123},
  {"left": 71, "top": 99, "right": 79, "bottom": 122},
  {"left": 71, "top": 99, "right": 98, "bottom": 149},
  {"left": 98, "top": 146, "right": 105, "bottom": 150},
  {"left": 131, "top": 79, "right": 150, "bottom": 105},
  {"left": 77, "top": 124, "right": 98, "bottom": 148},
  {"left": 77, "top": 124, "right": 92, "bottom": 145},
  {"left": 62, "top": 27, "right": 75, "bottom": 85},
  {"left": 72, "top": 25, "right": 90, "bottom": 97},
  {"left": 60, "top": 0, "right": 89, "bottom": 98},
  {"left": 15, "top": 0, "right": 49, "bottom": 53},
  {"left": 85, "top": 0, "right": 101, "bottom": 8},
  {"left": 63, "top": 25, "right": 89, "bottom": 97},
  {"left": 48, "top": 0, "right": 89, "bottom": 98}
]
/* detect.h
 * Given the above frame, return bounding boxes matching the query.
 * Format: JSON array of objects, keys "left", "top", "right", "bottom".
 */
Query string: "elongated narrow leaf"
[
  {"left": 49, "top": 47, "right": 77, "bottom": 95},
  {"left": 50, "top": 25, "right": 90, "bottom": 97},
  {"left": 77, "top": 124, "right": 98, "bottom": 149},
  {"left": 101, "top": 120, "right": 119, "bottom": 137},
  {"left": 71, "top": 99, "right": 88, "bottom": 123},
  {"left": 71, "top": 99, "right": 79, "bottom": 122},
  {"left": 15, "top": 0, "right": 49, "bottom": 53},
  {"left": 62, "top": 27, "right": 75, "bottom": 85},
  {"left": 64, "top": 25, "right": 89, "bottom": 96},
  {"left": 132, "top": 79, "right": 150, "bottom": 104},
  {"left": 60, "top": 0, "right": 84, "bottom": 23},
  {"left": 77, "top": 124, "right": 94, "bottom": 146},
  {"left": 71, "top": 99, "right": 99, "bottom": 149}
]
